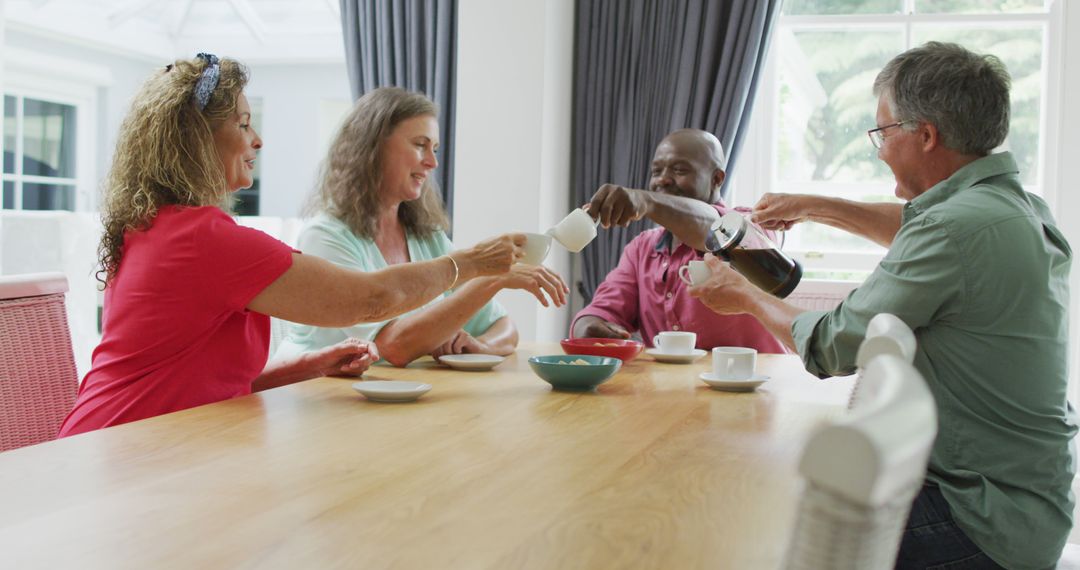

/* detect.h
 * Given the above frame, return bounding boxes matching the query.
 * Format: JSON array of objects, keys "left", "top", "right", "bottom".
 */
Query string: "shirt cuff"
[
  {"left": 791, "top": 310, "right": 829, "bottom": 375},
  {"left": 571, "top": 307, "right": 633, "bottom": 337}
]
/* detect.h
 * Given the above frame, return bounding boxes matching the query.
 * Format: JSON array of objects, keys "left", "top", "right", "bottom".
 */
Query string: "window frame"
[
  {"left": 3, "top": 91, "right": 82, "bottom": 211},
  {"left": 1, "top": 50, "right": 103, "bottom": 213},
  {"left": 730, "top": 1, "right": 1058, "bottom": 277}
]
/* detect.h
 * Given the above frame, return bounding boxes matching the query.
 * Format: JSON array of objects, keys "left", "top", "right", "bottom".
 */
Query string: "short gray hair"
[{"left": 873, "top": 41, "right": 1011, "bottom": 156}]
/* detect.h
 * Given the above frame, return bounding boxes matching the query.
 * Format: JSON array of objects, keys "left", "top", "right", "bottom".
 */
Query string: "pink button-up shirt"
[{"left": 572, "top": 204, "right": 787, "bottom": 353}]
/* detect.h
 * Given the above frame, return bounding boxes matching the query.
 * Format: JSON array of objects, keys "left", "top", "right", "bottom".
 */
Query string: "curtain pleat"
[
  {"left": 340, "top": 0, "right": 457, "bottom": 228},
  {"left": 572, "top": 0, "right": 782, "bottom": 302}
]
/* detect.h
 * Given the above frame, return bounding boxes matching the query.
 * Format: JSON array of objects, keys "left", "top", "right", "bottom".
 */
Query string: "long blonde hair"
[
  {"left": 310, "top": 87, "right": 449, "bottom": 239},
  {"left": 96, "top": 56, "right": 249, "bottom": 285}
]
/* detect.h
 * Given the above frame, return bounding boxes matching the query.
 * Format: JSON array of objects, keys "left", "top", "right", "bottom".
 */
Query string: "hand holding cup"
[
  {"left": 547, "top": 208, "right": 599, "bottom": 253},
  {"left": 678, "top": 260, "right": 711, "bottom": 286},
  {"left": 587, "top": 184, "right": 650, "bottom": 228},
  {"left": 455, "top": 233, "right": 526, "bottom": 279},
  {"left": 519, "top": 232, "right": 553, "bottom": 265}
]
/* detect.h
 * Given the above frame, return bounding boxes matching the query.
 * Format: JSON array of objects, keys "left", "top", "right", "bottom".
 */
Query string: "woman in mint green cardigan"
[{"left": 274, "top": 87, "right": 567, "bottom": 367}]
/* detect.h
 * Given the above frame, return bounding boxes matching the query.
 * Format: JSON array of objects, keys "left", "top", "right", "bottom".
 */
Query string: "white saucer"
[
  {"left": 438, "top": 354, "right": 506, "bottom": 371},
  {"left": 646, "top": 348, "right": 708, "bottom": 364},
  {"left": 352, "top": 381, "right": 432, "bottom": 402},
  {"left": 698, "top": 372, "right": 769, "bottom": 392}
]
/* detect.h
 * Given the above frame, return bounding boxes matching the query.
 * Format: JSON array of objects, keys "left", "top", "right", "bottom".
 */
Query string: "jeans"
[{"left": 894, "top": 484, "right": 1004, "bottom": 570}]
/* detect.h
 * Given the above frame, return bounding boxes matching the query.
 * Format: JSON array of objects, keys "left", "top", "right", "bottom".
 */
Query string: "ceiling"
[{"left": 5, "top": 0, "right": 346, "bottom": 63}]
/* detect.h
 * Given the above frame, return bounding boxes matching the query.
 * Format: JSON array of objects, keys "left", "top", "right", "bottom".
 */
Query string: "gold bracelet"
[{"left": 446, "top": 255, "right": 460, "bottom": 290}]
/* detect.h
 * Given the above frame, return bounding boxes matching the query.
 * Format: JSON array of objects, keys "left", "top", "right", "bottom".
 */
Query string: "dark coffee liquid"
[{"left": 721, "top": 248, "right": 802, "bottom": 299}]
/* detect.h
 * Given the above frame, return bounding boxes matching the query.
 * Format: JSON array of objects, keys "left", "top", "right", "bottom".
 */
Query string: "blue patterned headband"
[{"left": 192, "top": 53, "right": 220, "bottom": 111}]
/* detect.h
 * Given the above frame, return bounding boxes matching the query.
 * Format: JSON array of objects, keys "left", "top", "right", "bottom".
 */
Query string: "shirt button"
[
  {"left": 666, "top": 292, "right": 673, "bottom": 299},
  {"left": 672, "top": 325, "right": 680, "bottom": 331}
]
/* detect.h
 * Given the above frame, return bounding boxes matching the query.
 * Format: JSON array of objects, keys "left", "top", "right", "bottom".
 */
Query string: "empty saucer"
[
  {"left": 698, "top": 372, "right": 769, "bottom": 392},
  {"left": 352, "top": 381, "right": 432, "bottom": 402},
  {"left": 438, "top": 354, "right": 506, "bottom": 371},
  {"left": 646, "top": 348, "right": 708, "bottom": 364}
]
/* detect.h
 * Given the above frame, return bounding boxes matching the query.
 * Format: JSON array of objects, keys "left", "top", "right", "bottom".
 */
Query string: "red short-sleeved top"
[{"left": 59, "top": 206, "right": 294, "bottom": 437}]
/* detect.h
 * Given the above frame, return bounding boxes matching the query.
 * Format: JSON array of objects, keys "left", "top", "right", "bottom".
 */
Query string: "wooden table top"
[{"left": 0, "top": 343, "right": 853, "bottom": 569}]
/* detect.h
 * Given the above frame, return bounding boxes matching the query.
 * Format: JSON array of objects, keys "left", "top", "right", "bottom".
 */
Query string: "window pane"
[
  {"left": 782, "top": 193, "right": 895, "bottom": 256},
  {"left": 3, "top": 96, "right": 15, "bottom": 174},
  {"left": 776, "top": 30, "right": 905, "bottom": 257},
  {"left": 22, "top": 98, "right": 76, "bottom": 178},
  {"left": 777, "top": 29, "right": 904, "bottom": 184},
  {"left": 916, "top": 0, "right": 1048, "bottom": 14},
  {"left": 2, "top": 181, "right": 13, "bottom": 209},
  {"left": 22, "top": 182, "right": 75, "bottom": 211},
  {"left": 913, "top": 27, "right": 1043, "bottom": 185},
  {"left": 783, "top": 0, "right": 902, "bottom": 15}
]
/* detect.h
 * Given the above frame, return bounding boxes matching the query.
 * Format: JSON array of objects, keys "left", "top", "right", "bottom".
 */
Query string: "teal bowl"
[{"left": 527, "top": 354, "right": 622, "bottom": 391}]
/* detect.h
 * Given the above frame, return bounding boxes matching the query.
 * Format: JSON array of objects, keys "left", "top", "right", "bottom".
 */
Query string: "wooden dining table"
[{"left": 0, "top": 342, "right": 854, "bottom": 569}]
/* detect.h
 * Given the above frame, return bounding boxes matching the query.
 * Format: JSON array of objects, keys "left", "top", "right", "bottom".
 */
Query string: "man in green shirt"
[{"left": 689, "top": 42, "right": 1075, "bottom": 569}]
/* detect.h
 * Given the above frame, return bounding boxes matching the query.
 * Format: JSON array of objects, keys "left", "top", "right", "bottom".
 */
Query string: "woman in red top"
[{"left": 59, "top": 54, "right": 524, "bottom": 437}]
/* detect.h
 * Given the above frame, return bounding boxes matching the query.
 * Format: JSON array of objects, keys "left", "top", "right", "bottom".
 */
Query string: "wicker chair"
[
  {"left": 0, "top": 272, "right": 80, "bottom": 452},
  {"left": 786, "top": 279, "right": 860, "bottom": 311},
  {"left": 782, "top": 350, "right": 937, "bottom": 570}
]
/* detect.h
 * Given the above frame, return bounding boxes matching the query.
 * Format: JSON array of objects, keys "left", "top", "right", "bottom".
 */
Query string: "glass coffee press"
[{"left": 703, "top": 212, "right": 802, "bottom": 298}]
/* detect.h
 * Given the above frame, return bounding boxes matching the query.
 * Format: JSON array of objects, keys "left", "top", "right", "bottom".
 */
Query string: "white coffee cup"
[
  {"left": 547, "top": 208, "right": 599, "bottom": 253},
  {"left": 520, "top": 232, "right": 553, "bottom": 265},
  {"left": 678, "top": 260, "right": 711, "bottom": 286},
  {"left": 711, "top": 347, "right": 757, "bottom": 380},
  {"left": 652, "top": 331, "right": 697, "bottom": 354}
]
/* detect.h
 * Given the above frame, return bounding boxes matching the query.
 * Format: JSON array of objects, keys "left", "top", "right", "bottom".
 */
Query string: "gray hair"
[{"left": 873, "top": 41, "right": 1011, "bottom": 156}]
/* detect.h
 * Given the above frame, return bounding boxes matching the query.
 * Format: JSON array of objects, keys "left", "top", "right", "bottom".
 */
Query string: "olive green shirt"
[{"left": 792, "top": 152, "right": 1076, "bottom": 570}]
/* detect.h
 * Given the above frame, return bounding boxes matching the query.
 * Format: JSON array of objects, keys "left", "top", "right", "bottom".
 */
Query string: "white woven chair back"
[
  {"left": 856, "top": 313, "right": 917, "bottom": 368},
  {"left": 850, "top": 313, "right": 917, "bottom": 410},
  {"left": 783, "top": 353, "right": 937, "bottom": 570},
  {"left": 784, "top": 482, "right": 919, "bottom": 570},
  {"left": 0, "top": 272, "right": 79, "bottom": 452}
]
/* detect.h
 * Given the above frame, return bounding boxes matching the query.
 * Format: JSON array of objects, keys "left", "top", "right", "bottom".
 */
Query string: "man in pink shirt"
[{"left": 572, "top": 129, "right": 785, "bottom": 353}]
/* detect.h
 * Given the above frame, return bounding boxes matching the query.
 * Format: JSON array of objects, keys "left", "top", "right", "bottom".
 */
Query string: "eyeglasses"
[{"left": 867, "top": 121, "right": 911, "bottom": 149}]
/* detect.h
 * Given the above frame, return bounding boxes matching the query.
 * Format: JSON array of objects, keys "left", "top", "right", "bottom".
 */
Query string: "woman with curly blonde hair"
[
  {"left": 273, "top": 87, "right": 567, "bottom": 367},
  {"left": 60, "top": 56, "right": 525, "bottom": 437}
]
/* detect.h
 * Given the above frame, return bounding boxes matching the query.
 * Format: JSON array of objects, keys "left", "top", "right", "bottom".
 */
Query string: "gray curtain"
[
  {"left": 572, "top": 0, "right": 782, "bottom": 301},
  {"left": 340, "top": 0, "right": 458, "bottom": 226}
]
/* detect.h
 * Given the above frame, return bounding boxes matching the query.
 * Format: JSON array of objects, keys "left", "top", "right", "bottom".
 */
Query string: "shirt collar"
[
  {"left": 654, "top": 230, "right": 673, "bottom": 253},
  {"left": 903, "top": 151, "right": 1020, "bottom": 222}
]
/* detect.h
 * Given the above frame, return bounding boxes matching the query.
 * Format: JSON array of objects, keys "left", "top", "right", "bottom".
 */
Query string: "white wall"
[
  {"left": 1051, "top": 0, "right": 1080, "bottom": 398},
  {"left": 244, "top": 62, "right": 351, "bottom": 217},
  {"left": 454, "top": 0, "right": 575, "bottom": 342}
]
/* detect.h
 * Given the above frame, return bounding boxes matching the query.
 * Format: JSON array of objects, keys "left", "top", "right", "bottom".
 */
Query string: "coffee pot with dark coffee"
[{"left": 703, "top": 212, "right": 802, "bottom": 298}]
